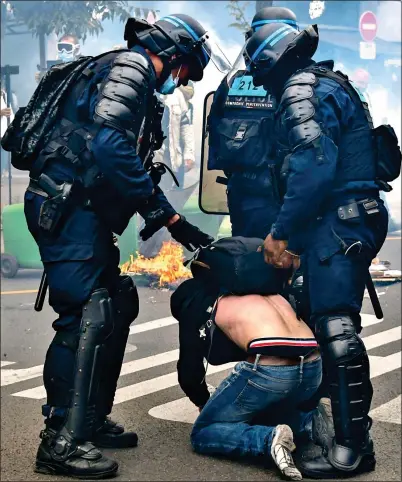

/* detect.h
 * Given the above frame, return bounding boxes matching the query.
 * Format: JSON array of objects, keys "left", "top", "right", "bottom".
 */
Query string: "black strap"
[{"left": 304, "top": 66, "right": 374, "bottom": 128}]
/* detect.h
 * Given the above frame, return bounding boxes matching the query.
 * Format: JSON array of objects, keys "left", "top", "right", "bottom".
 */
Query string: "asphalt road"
[{"left": 1, "top": 237, "right": 401, "bottom": 482}]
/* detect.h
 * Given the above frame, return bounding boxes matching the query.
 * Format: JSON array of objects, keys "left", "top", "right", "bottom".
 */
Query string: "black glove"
[
  {"left": 139, "top": 208, "right": 172, "bottom": 241},
  {"left": 168, "top": 215, "right": 214, "bottom": 252}
]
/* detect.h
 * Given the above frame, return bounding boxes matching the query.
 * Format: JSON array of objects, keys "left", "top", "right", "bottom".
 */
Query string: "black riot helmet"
[
  {"left": 227, "top": 7, "right": 298, "bottom": 85},
  {"left": 124, "top": 14, "right": 231, "bottom": 82},
  {"left": 244, "top": 23, "right": 319, "bottom": 90},
  {"left": 245, "top": 6, "right": 298, "bottom": 40}
]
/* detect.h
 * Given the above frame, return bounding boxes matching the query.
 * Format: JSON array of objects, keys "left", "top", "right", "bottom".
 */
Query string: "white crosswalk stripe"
[{"left": 1, "top": 312, "right": 400, "bottom": 426}]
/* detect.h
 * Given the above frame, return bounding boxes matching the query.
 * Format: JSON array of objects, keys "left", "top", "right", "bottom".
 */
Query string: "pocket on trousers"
[
  {"left": 235, "top": 377, "right": 292, "bottom": 411},
  {"left": 40, "top": 243, "right": 93, "bottom": 263}
]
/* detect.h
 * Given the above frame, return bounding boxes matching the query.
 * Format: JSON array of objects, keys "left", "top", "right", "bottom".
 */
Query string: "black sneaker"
[
  {"left": 92, "top": 416, "right": 138, "bottom": 449},
  {"left": 35, "top": 428, "right": 118, "bottom": 480}
]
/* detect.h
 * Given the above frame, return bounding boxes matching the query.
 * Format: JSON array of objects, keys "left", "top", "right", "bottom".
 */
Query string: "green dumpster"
[
  {"left": 1, "top": 203, "right": 42, "bottom": 277},
  {"left": 1, "top": 203, "right": 139, "bottom": 278}
]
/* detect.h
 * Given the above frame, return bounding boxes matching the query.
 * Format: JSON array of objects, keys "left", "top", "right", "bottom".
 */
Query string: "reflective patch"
[{"left": 228, "top": 75, "right": 267, "bottom": 97}]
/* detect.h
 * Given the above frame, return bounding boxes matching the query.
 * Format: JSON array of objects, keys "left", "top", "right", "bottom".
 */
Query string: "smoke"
[{"left": 376, "top": 1, "right": 401, "bottom": 42}]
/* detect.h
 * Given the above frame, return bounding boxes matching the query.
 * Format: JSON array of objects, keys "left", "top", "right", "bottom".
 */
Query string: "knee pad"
[
  {"left": 315, "top": 314, "right": 366, "bottom": 365},
  {"left": 112, "top": 275, "right": 139, "bottom": 327}
]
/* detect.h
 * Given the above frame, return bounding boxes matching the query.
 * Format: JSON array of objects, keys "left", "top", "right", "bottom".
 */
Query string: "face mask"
[
  {"left": 157, "top": 65, "right": 182, "bottom": 95},
  {"left": 58, "top": 51, "right": 75, "bottom": 63}
]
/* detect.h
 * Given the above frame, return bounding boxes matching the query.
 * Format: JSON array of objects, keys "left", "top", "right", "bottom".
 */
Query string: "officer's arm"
[
  {"left": 271, "top": 76, "right": 352, "bottom": 240},
  {"left": 91, "top": 50, "right": 176, "bottom": 221},
  {"left": 92, "top": 127, "right": 177, "bottom": 221}
]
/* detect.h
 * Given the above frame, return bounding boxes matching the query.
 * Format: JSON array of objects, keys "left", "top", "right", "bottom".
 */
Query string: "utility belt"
[
  {"left": 27, "top": 174, "right": 91, "bottom": 234},
  {"left": 324, "top": 195, "right": 381, "bottom": 221}
]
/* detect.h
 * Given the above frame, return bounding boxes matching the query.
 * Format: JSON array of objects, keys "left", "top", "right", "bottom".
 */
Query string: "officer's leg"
[
  {"left": 94, "top": 272, "right": 140, "bottom": 448},
  {"left": 300, "top": 248, "right": 376, "bottom": 477},
  {"left": 36, "top": 283, "right": 119, "bottom": 479},
  {"left": 24, "top": 200, "right": 119, "bottom": 477}
]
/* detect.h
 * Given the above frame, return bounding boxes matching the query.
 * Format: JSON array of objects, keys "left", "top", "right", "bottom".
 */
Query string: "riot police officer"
[
  {"left": 19, "top": 14, "right": 230, "bottom": 479},
  {"left": 244, "top": 23, "right": 397, "bottom": 478},
  {"left": 207, "top": 7, "right": 298, "bottom": 239}
]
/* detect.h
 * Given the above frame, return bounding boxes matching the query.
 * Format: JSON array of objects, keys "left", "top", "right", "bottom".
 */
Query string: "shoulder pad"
[
  {"left": 282, "top": 99, "right": 315, "bottom": 130},
  {"left": 94, "top": 98, "right": 138, "bottom": 134},
  {"left": 113, "top": 51, "right": 150, "bottom": 73},
  {"left": 288, "top": 119, "right": 321, "bottom": 150},
  {"left": 284, "top": 72, "right": 317, "bottom": 89},
  {"left": 280, "top": 84, "right": 314, "bottom": 108},
  {"left": 94, "top": 51, "right": 152, "bottom": 132}
]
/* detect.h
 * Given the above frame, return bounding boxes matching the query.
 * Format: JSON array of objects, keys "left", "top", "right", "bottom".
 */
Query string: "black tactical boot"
[
  {"left": 35, "top": 427, "right": 118, "bottom": 479},
  {"left": 92, "top": 416, "right": 138, "bottom": 448},
  {"left": 299, "top": 435, "right": 376, "bottom": 479}
]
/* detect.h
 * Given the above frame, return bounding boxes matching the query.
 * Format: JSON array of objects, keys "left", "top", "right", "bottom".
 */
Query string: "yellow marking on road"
[{"left": 1, "top": 289, "right": 38, "bottom": 295}]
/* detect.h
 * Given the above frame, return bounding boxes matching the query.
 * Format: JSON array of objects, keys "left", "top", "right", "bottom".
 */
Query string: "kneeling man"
[{"left": 172, "top": 278, "right": 331, "bottom": 481}]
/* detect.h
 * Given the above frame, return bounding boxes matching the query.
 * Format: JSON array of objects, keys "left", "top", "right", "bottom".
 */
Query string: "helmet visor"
[
  {"left": 200, "top": 34, "right": 232, "bottom": 74},
  {"left": 226, "top": 45, "right": 247, "bottom": 83}
]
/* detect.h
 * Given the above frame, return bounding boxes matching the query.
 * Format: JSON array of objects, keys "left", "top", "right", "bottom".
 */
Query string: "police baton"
[
  {"left": 34, "top": 271, "right": 48, "bottom": 312},
  {"left": 366, "top": 272, "right": 383, "bottom": 320}
]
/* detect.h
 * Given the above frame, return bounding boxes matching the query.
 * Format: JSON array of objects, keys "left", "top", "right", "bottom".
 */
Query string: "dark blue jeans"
[{"left": 191, "top": 356, "right": 322, "bottom": 460}]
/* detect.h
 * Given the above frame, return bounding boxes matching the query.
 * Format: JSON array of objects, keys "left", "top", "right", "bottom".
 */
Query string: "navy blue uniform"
[
  {"left": 208, "top": 72, "right": 281, "bottom": 239},
  {"left": 273, "top": 62, "right": 388, "bottom": 325},
  {"left": 273, "top": 61, "right": 388, "bottom": 467},
  {"left": 24, "top": 47, "right": 176, "bottom": 414}
]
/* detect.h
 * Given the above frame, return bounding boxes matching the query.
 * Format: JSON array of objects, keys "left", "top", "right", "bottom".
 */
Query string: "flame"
[{"left": 121, "top": 241, "right": 192, "bottom": 286}]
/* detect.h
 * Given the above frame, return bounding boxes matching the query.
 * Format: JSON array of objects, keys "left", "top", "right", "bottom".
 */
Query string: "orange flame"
[{"left": 121, "top": 241, "right": 192, "bottom": 286}]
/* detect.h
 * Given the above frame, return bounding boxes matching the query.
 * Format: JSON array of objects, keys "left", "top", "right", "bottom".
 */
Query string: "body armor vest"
[
  {"left": 306, "top": 65, "right": 376, "bottom": 187},
  {"left": 208, "top": 71, "right": 278, "bottom": 174},
  {"left": 31, "top": 49, "right": 160, "bottom": 188}
]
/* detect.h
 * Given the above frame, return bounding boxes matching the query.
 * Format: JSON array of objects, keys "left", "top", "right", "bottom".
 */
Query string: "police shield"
[{"left": 198, "top": 91, "right": 230, "bottom": 215}]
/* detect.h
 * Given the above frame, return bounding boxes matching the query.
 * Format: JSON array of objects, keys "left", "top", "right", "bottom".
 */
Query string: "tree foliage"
[
  {"left": 6, "top": 1, "right": 133, "bottom": 41},
  {"left": 226, "top": 0, "right": 251, "bottom": 34},
  {"left": 227, "top": 0, "right": 274, "bottom": 33}
]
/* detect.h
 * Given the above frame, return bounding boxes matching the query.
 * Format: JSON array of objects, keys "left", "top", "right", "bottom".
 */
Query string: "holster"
[{"left": 28, "top": 174, "right": 74, "bottom": 235}]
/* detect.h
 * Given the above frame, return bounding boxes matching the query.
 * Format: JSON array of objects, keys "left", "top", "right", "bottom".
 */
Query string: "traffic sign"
[
  {"left": 360, "top": 41, "right": 376, "bottom": 60},
  {"left": 359, "top": 11, "right": 377, "bottom": 42}
]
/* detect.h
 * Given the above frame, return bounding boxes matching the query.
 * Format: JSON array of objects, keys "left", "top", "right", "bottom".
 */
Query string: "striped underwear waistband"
[{"left": 247, "top": 337, "right": 319, "bottom": 358}]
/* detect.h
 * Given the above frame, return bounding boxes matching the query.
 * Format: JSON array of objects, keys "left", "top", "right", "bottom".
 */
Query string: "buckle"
[
  {"left": 362, "top": 199, "right": 378, "bottom": 210},
  {"left": 59, "top": 146, "right": 70, "bottom": 157}
]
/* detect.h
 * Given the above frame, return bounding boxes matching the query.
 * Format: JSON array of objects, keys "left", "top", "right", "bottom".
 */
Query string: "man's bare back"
[{"left": 215, "top": 294, "right": 315, "bottom": 353}]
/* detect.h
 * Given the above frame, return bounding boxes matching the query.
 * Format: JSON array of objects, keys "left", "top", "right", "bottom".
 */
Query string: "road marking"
[
  {"left": 148, "top": 352, "right": 402, "bottom": 425},
  {"left": 364, "top": 326, "right": 401, "bottom": 351},
  {"left": 11, "top": 349, "right": 180, "bottom": 399},
  {"left": 114, "top": 362, "right": 235, "bottom": 405},
  {"left": 129, "top": 316, "right": 176, "bottom": 335},
  {"left": 369, "top": 353, "right": 401, "bottom": 378},
  {"left": 0, "top": 361, "right": 15, "bottom": 367},
  {"left": 1, "top": 318, "right": 178, "bottom": 386},
  {"left": 9, "top": 324, "right": 401, "bottom": 401},
  {"left": 2, "top": 316, "right": 385, "bottom": 387},
  {"left": 370, "top": 395, "right": 401, "bottom": 424},
  {"left": 0, "top": 289, "right": 38, "bottom": 295},
  {"left": 361, "top": 314, "right": 383, "bottom": 328},
  {"left": 1, "top": 364, "right": 43, "bottom": 386}
]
